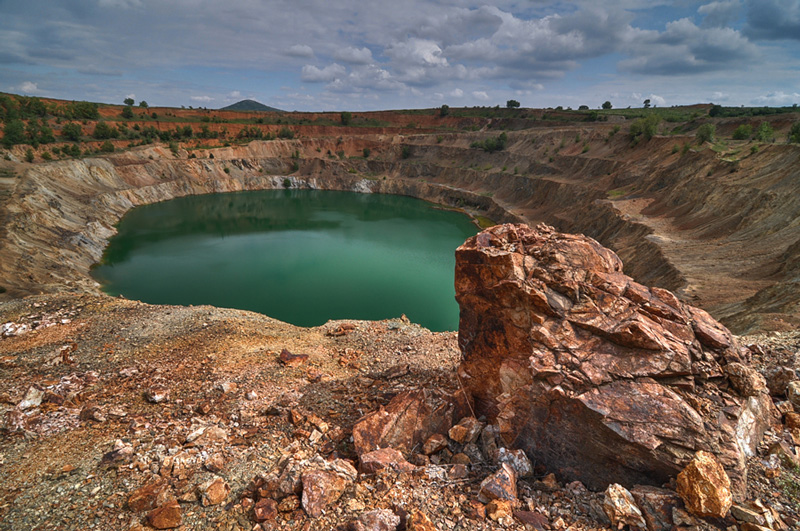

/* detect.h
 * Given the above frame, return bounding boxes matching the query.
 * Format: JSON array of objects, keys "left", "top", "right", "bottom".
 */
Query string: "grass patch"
[
  {"left": 474, "top": 215, "right": 496, "bottom": 229},
  {"left": 607, "top": 188, "right": 627, "bottom": 198}
]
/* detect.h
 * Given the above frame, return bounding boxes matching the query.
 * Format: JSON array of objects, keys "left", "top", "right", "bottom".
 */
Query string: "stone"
[
  {"left": 144, "top": 386, "right": 169, "bottom": 403},
  {"left": 204, "top": 453, "right": 225, "bottom": 473},
  {"left": 455, "top": 224, "right": 775, "bottom": 496},
  {"left": 486, "top": 499, "right": 513, "bottom": 523},
  {"left": 200, "top": 477, "right": 229, "bottom": 506},
  {"left": 254, "top": 498, "right": 278, "bottom": 522},
  {"left": 422, "top": 433, "right": 448, "bottom": 455},
  {"left": 301, "top": 469, "right": 348, "bottom": 518},
  {"left": 448, "top": 416, "right": 485, "bottom": 445},
  {"left": 731, "top": 499, "right": 787, "bottom": 530},
  {"left": 726, "top": 363, "right": 766, "bottom": 396},
  {"left": 79, "top": 405, "right": 106, "bottom": 422},
  {"left": 676, "top": 450, "right": 732, "bottom": 518},
  {"left": 788, "top": 381, "right": 800, "bottom": 411},
  {"left": 127, "top": 479, "right": 171, "bottom": 512},
  {"left": 279, "top": 349, "right": 309, "bottom": 366},
  {"left": 448, "top": 463, "right": 468, "bottom": 479},
  {"left": 497, "top": 447, "right": 533, "bottom": 478},
  {"left": 785, "top": 412, "right": 800, "bottom": 430},
  {"left": 513, "top": 511, "right": 549, "bottom": 530},
  {"left": 277, "top": 495, "right": 300, "bottom": 512},
  {"left": 352, "top": 389, "right": 468, "bottom": 457},
  {"left": 17, "top": 386, "right": 44, "bottom": 409},
  {"left": 147, "top": 499, "right": 182, "bottom": 529},
  {"left": 406, "top": 510, "right": 437, "bottom": 531},
  {"left": 768, "top": 441, "right": 800, "bottom": 469},
  {"left": 451, "top": 452, "right": 471, "bottom": 465},
  {"left": 349, "top": 508, "right": 401, "bottom": 531},
  {"left": 630, "top": 485, "right": 681, "bottom": 531},
  {"left": 532, "top": 473, "right": 559, "bottom": 493},
  {"left": 603, "top": 483, "right": 647, "bottom": 530},
  {"left": 478, "top": 463, "right": 517, "bottom": 503},
  {"left": 360, "top": 447, "right": 415, "bottom": 474},
  {"left": 764, "top": 366, "right": 795, "bottom": 397}
]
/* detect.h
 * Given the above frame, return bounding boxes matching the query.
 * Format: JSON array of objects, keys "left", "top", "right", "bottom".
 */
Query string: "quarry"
[{"left": 1, "top": 100, "right": 800, "bottom": 530}]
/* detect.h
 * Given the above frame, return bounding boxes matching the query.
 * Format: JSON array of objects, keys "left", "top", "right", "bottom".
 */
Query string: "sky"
[{"left": 1, "top": 0, "right": 799, "bottom": 111}]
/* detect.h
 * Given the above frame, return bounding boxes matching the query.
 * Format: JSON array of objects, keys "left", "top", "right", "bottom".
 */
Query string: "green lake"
[{"left": 92, "top": 189, "right": 479, "bottom": 331}]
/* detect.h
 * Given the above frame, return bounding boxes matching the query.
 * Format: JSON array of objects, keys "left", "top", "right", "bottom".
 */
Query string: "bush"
[
  {"left": 277, "top": 127, "right": 294, "bottom": 139},
  {"left": 2, "top": 119, "right": 26, "bottom": 147},
  {"left": 42, "top": 151, "right": 52, "bottom": 161},
  {"left": 755, "top": 121, "right": 774, "bottom": 142},
  {"left": 732, "top": 124, "right": 753, "bottom": 140},
  {"left": 121, "top": 106, "right": 134, "bottom": 119},
  {"left": 340, "top": 111, "right": 352, "bottom": 126},
  {"left": 506, "top": 100, "right": 520, "bottom": 109},
  {"left": 283, "top": 177, "right": 291, "bottom": 188},
  {"left": 696, "top": 123, "right": 716, "bottom": 144},
  {"left": 24, "top": 148, "right": 34, "bottom": 162},
  {"left": 470, "top": 132, "right": 508, "bottom": 153},
  {"left": 61, "top": 122, "right": 82, "bottom": 141},
  {"left": 790, "top": 122, "right": 800, "bottom": 143},
  {"left": 100, "top": 140, "right": 115, "bottom": 153},
  {"left": 93, "top": 121, "right": 117, "bottom": 140},
  {"left": 363, "top": 147, "right": 371, "bottom": 158},
  {"left": 602, "top": 101, "right": 612, "bottom": 110},
  {"left": 439, "top": 105, "right": 449, "bottom": 117},
  {"left": 629, "top": 115, "right": 661, "bottom": 140},
  {"left": 401, "top": 146, "right": 411, "bottom": 159}
]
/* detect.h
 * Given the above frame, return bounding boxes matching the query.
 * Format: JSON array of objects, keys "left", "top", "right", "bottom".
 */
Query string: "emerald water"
[{"left": 92, "top": 190, "right": 478, "bottom": 331}]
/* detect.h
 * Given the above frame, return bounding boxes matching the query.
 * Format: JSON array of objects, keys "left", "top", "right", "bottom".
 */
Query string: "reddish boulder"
[
  {"left": 146, "top": 499, "right": 182, "bottom": 529},
  {"left": 301, "top": 469, "right": 348, "bottom": 518},
  {"left": 676, "top": 450, "right": 732, "bottom": 518},
  {"left": 455, "top": 224, "right": 776, "bottom": 497},
  {"left": 478, "top": 463, "right": 517, "bottom": 503},
  {"left": 360, "top": 447, "right": 415, "bottom": 474},
  {"left": 127, "top": 479, "right": 171, "bottom": 512},
  {"left": 352, "top": 389, "right": 469, "bottom": 457}
]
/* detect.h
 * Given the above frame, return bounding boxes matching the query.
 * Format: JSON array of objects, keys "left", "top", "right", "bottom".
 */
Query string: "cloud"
[
  {"left": 744, "top": 0, "right": 800, "bottom": 40},
  {"left": 698, "top": 1, "right": 741, "bottom": 28},
  {"left": 301, "top": 63, "right": 346, "bottom": 83},
  {"left": 450, "top": 88, "right": 464, "bottom": 98},
  {"left": 228, "top": 91, "right": 241, "bottom": 98},
  {"left": 648, "top": 94, "right": 667, "bottom": 107},
  {"left": 752, "top": 91, "right": 800, "bottom": 105},
  {"left": 286, "top": 44, "right": 314, "bottom": 58},
  {"left": 711, "top": 91, "right": 730, "bottom": 101},
  {"left": 19, "top": 81, "right": 40, "bottom": 94},
  {"left": 472, "top": 90, "right": 489, "bottom": 101},
  {"left": 191, "top": 95, "right": 214, "bottom": 102},
  {"left": 333, "top": 46, "right": 373, "bottom": 65},
  {"left": 619, "top": 19, "right": 759, "bottom": 75}
]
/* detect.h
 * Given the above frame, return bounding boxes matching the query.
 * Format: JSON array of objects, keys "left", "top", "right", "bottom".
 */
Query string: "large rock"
[
  {"left": 352, "top": 389, "right": 469, "bottom": 457},
  {"left": 455, "top": 224, "right": 776, "bottom": 496},
  {"left": 676, "top": 450, "right": 732, "bottom": 518}
]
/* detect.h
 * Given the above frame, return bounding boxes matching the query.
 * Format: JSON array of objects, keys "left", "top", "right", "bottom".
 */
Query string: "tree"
[
  {"left": 121, "top": 106, "right": 134, "bottom": 119},
  {"left": 578, "top": 105, "right": 589, "bottom": 110},
  {"left": 439, "top": 104, "right": 450, "bottom": 117},
  {"left": 24, "top": 148, "right": 34, "bottom": 163},
  {"left": 643, "top": 99, "right": 651, "bottom": 109},
  {"left": 340, "top": 111, "right": 352, "bottom": 125},
  {"left": 2, "top": 119, "right": 26, "bottom": 147},
  {"left": 602, "top": 101, "right": 612, "bottom": 110},
  {"left": 139, "top": 101, "right": 149, "bottom": 108},
  {"left": 506, "top": 99, "right": 520, "bottom": 109},
  {"left": 123, "top": 98, "right": 135, "bottom": 106},
  {"left": 696, "top": 123, "right": 716, "bottom": 144},
  {"left": 100, "top": 140, "right": 115, "bottom": 153},
  {"left": 93, "top": 121, "right": 117, "bottom": 140}
]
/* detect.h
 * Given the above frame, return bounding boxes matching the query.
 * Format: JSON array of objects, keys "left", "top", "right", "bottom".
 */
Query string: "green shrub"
[
  {"left": 750, "top": 145, "right": 759, "bottom": 154},
  {"left": 696, "top": 123, "right": 716, "bottom": 144},
  {"left": 401, "top": 146, "right": 411, "bottom": 159},
  {"left": 439, "top": 105, "right": 449, "bottom": 117},
  {"left": 100, "top": 140, "right": 115, "bottom": 153},
  {"left": 672, "top": 144, "right": 680, "bottom": 154},
  {"left": 24, "top": 148, "right": 34, "bottom": 162},
  {"left": 340, "top": 111, "right": 352, "bottom": 126},
  {"left": 755, "top": 121, "right": 774, "bottom": 142},
  {"left": 732, "top": 124, "right": 752, "bottom": 140},
  {"left": 789, "top": 122, "right": 800, "bottom": 143},
  {"left": 470, "top": 132, "right": 508, "bottom": 153},
  {"left": 283, "top": 177, "right": 291, "bottom": 188},
  {"left": 42, "top": 151, "right": 52, "bottom": 161},
  {"left": 93, "top": 121, "right": 117, "bottom": 140},
  {"left": 121, "top": 106, "right": 134, "bottom": 119},
  {"left": 277, "top": 127, "right": 294, "bottom": 139},
  {"left": 362, "top": 147, "right": 371, "bottom": 158},
  {"left": 629, "top": 115, "right": 661, "bottom": 140}
]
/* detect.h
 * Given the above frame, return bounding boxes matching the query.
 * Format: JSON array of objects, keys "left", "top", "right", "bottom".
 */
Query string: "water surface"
[{"left": 92, "top": 190, "right": 478, "bottom": 331}]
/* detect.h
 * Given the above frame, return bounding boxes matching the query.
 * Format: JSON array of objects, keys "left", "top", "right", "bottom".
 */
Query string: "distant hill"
[{"left": 220, "top": 99, "right": 282, "bottom": 112}]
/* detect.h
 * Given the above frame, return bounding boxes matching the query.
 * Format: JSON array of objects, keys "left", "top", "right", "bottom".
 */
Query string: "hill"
[{"left": 220, "top": 99, "right": 282, "bottom": 112}]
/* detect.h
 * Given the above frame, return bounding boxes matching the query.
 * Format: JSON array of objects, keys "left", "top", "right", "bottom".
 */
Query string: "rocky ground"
[{"left": 1, "top": 291, "right": 799, "bottom": 531}]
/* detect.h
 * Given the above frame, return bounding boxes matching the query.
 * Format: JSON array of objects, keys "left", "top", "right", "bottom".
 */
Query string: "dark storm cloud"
[{"left": 744, "top": 0, "right": 800, "bottom": 40}]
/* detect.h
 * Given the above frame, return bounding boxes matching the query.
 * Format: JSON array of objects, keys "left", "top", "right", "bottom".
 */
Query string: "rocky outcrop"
[{"left": 455, "top": 223, "right": 777, "bottom": 497}]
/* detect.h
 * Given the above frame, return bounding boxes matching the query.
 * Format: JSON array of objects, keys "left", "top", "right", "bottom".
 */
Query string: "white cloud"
[
  {"left": 752, "top": 91, "right": 800, "bottom": 105},
  {"left": 648, "top": 94, "right": 667, "bottom": 107},
  {"left": 191, "top": 95, "right": 214, "bottom": 102},
  {"left": 333, "top": 46, "right": 373, "bottom": 65},
  {"left": 472, "top": 90, "right": 489, "bottom": 100},
  {"left": 301, "top": 63, "right": 346, "bottom": 83},
  {"left": 386, "top": 39, "right": 448, "bottom": 67},
  {"left": 450, "top": 88, "right": 464, "bottom": 98},
  {"left": 711, "top": 91, "right": 729, "bottom": 101},
  {"left": 286, "top": 44, "right": 314, "bottom": 58},
  {"left": 698, "top": 1, "right": 741, "bottom": 28},
  {"left": 228, "top": 91, "right": 241, "bottom": 98},
  {"left": 19, "top": 81, "right": 39, "bottom": 94},
  {"left": 125, "top": 93, "right": 135, "bottom": 101}
]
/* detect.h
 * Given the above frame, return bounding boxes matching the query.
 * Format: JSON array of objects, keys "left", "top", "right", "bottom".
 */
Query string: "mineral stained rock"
[
  {"left": 455, "top": 223, "right": 776, "bottom": 496},
  {"left": 676, "top": 450, "right": 732, "bottom": 518}
]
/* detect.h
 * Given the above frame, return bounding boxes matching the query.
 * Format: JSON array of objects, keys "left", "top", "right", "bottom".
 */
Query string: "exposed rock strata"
[{"left": 455, "top": 223, "right": 777, "bottom": 496}]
